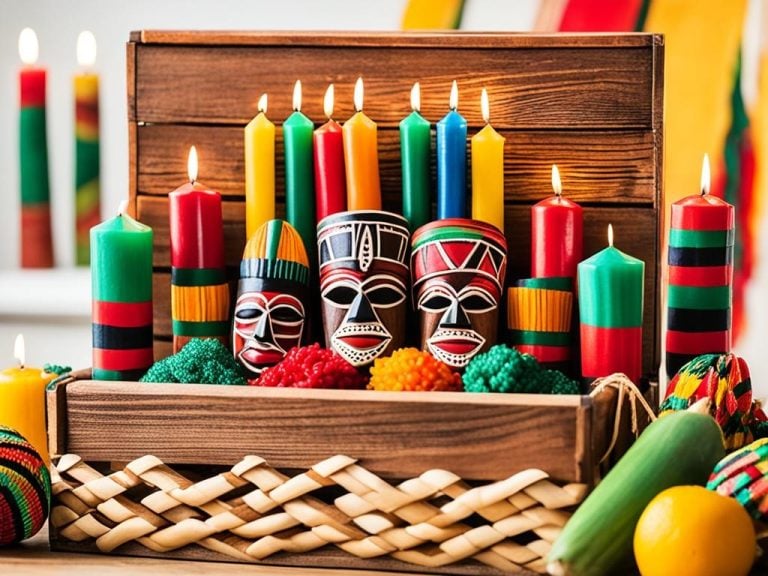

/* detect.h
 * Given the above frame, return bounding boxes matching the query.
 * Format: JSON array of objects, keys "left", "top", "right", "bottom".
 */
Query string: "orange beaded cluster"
[{"left": 368, "top": 348, "right": 462, "bottom": 392}]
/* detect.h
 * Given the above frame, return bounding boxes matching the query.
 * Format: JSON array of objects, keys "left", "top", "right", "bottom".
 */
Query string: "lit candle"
[
  {"left": 666, "top": 154, "right": 734, "bottom": 378},
  {"left": 0, "top": 335, "right": 55, "bottom": 462},
  {"left": 471, "top": 88, "right": 505, "bottom": 233},
  {"left": 244, "top": 93, "right": 275, "bottom": 240},
  {"left": 436, "top": 80, "right": 467, "bottom": 219},
  {"left": 400, "top": 82, "right": 431, "bottom": 232},
  {"left": 169, "top": 147, "right": 229, "bottom": 353},
  {"left": 18, "top": 28, "right": 53, "bottom": 268},
  {"left": 74, "top": 31, "right": 101, "bottom": 267},
  {"left": 283, "top": 80, "right": 316, "bottom": 261},
  {"left": 342, "top": 77, "right": 381, "bottom": 210},
  {"left": 314, "top": 84, "right": 346, "bottom": 220},
  {"left": 91, "top": 201, "right": 154, "bottom": 380},
  {"left": 578, "top": 224, "right": 645, "bottom": 383},
  {"left": 531, "top": 165, "right": 584, "bottom": 280}
]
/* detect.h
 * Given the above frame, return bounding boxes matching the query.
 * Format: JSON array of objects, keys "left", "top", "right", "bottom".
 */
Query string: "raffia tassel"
[
  {"left": 590, "top": 373, "right": 657, "bottom": 464},
  {"left": 51, "top": 453, "right": 587, "bottom": 571}
]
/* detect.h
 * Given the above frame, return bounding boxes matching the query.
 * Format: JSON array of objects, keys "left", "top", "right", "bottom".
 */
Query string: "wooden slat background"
[{"left": 128, "top": 31, "right": 663, "bottom": 376}]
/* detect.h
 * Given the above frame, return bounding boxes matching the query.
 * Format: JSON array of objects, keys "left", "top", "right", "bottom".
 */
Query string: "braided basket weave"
[{"left": 51, "top": 453, "right": 587, "bottom": 574}]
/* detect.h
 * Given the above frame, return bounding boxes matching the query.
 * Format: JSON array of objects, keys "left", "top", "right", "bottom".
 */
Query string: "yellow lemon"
[{"left": 634, "top": 485, "right": 755, "bottom": 576}]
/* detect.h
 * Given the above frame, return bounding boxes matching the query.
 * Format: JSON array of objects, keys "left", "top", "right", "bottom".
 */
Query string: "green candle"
[
  {"left": 400, "top": 82, "right": 432, "bottom": 232},
  {"left": 283, "top": 80, "right": 316, "bottom": 261},
  {"left": 578, "top": 224, "right": 645, "bottom": 383},
  {"left": 91, "top": 205, "right": 154, "bottom": 381}
]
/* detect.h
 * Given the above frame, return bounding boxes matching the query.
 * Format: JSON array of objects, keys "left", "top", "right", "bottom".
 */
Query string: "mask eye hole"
[
  {"left": 235, "top": 307, "right": 264, "bottom": 322},
  {"left": 459, "top": 290, "right": 496, "bottom": 313},
  {"left": 270, "top": 306, "right": 304, "bottom": 324},
  {"left": 418, "top": 289, "right": 454, "bottom": 313},
  {"left": 322, "top": 284, "right": 358, "bottom": 307},
  {"left": 366, "top": 285, "right": 405, "bottom": 307}
]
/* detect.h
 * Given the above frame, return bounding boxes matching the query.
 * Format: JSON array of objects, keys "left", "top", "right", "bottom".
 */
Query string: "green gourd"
[{"left": 547, "top": 400, "right": 725, "bottom": 576}]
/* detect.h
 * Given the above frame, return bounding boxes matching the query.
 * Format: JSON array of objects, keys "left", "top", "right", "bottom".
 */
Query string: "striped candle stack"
[
  {"left": 169, "top": 149, "right": 229, "bottom": 353},
  {"left": 666, "top": 184, "right": 734, "bottom": 379},
  {"left": 507, "top": 277, "right": 573, "bottom": 369},
  {"left": 74, "top": 67, "right": 100, "bottom": 266},
  {"left": 0, "top": 426, "right": 50, "bottom": 545},
  {"left": 91, "top": 210, "right": 154, "bottom": 380}
]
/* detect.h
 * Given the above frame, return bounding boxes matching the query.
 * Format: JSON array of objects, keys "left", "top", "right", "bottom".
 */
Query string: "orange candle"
[
  {"left": 0, "top": 335, "right": 55, "bottom": 463},
  {"left": 342, "top": 77, "right": 381, "bottom": 210}
]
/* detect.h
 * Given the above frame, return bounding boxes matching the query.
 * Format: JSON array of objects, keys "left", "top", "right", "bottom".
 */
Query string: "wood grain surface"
[
  {"left": 137, "top": 124, "right": 657, "bottom": 204},
  {"left": 57, "top": 380, "right": 592, "bottom": 484}
]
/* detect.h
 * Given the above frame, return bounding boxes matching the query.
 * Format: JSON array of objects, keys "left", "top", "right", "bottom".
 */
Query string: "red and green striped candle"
[
  {"left": 91, "top": 207, "right": 154, "bottom": 380},
  {"left": 578, "top": 224, "right": 645, "bottom": 383},
  {"left": 74, "top": 31, "right": 100, "bottom": 266},
  {"left": 169, "top": 147, "right": 229, "bottom": 353},
  {"left": 666, "top": 155, "right": 734, "bottom": 378},
  {"left": 18, "top": 28, "right": 53, "bottom": 268}
]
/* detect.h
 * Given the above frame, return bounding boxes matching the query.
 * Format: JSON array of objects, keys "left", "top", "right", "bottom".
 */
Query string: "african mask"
[
  {"left": 233, "top": 219, "right": 310, "bottom": 382},
  {"left": 317, "top": 210, "right": 410, "bottom": 367},
  {"left": 411, "top": 218, "right": 507, "bottom": 369}
]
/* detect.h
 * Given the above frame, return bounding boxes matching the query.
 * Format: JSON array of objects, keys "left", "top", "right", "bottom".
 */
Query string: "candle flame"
[
  {"left": 257, "top": 93, "right": 268, "bottom": 114},
  {"left": 324, "top": 84, "right": 334, "bottom": 119},
  {"left": 14, "top": 334, "right": 25, "bottom": 368},
  {"left": 449, "top": 80, "right": 458, "bottom": 111},
  {"left": 700, "top": 153, "right": 711, "bottom": 196},
  {"left": 188, "top": 146, "right": 198, "bottom": 184},
  {"left": 19, "top": 28, "right": 39, "bottom": 65},
  {"left": 608, "top": 223, "right": 614, "bottom": 248},
  {"left": 481, "top": 88, "right": 490, "bottom": 124},
  {"left": 292, "top": 79, "right": 302, "bottom": 112},
  {"left": 551, "top": 165, "right": 562, "bottom": 197},
  {"left": 354, "top": 77, "right": 364, "bottom": 112},
  {"left": 411, "top": 82, "right": 421, "bottom": 113},
  {"left": 117, "top": 200, "right": 129, "bottom": 216},
  {"left": 76, "top": 30, "right": 97, "bottom": 67}
]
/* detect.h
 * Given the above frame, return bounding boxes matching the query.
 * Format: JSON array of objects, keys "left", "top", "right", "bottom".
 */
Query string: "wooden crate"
[
  {"left": 128, "top": 31, "right": 664, "bottom": 372},
  {"left": 48, "top": 31, "right": 664, "bottom": 574},
  {"left": 47, "top": 373, "right": 647, "bottom": 574}
]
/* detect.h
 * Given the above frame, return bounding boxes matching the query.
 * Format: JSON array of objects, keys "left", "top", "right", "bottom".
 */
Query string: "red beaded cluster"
[{"left": 254, "top": 343, "right": 368, "bottom": 389}]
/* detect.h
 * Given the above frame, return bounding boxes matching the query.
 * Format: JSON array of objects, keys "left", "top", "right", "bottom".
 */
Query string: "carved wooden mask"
[
  {"left": 411, "top": 219, "right": 507, "bottom": 369},
  {"left": 317, "top": 210, "right": 410, "bottom": 367},
  {"left": 234, "top": 220, "right": 310, "bottom": 381}
]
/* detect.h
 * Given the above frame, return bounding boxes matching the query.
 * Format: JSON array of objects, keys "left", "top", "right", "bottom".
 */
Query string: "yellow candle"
[
  {"left": 244, "top": 93, "right": 275, "bottom": 240},
  {"left": 342, "top": 77, "right": 381, "bottom": 210},
  {"left": 471, "top": 88, "right": 505, "bottom": 233},
  {"left": 0, "top": 335, "right": 55, "bottom": 463}
]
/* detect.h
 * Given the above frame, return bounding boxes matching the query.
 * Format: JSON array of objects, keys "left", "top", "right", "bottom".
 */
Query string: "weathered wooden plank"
[
  {"left": 134, "top": 30, "right": 659, "bottom": 49},
  {"left": 135, "top": 44, "right": 654, "bottom": 128},
  {"left": 137, "top": 124, "right": 656, "bottom": 204},
  {"left": 61, "top": 381, "right": 591, "bottom": 483},
  {"left": 142, "top": 200, "right": 658, "bottom": 377}
]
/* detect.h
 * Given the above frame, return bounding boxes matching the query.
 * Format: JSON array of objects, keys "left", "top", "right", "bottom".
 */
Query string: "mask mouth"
[
  {"left": 427, "top": 329, "right": 485, "bottom": 368},
  {"left": 331, "top": 322, "right": 391, "bottom": 366},
  {"left": 239, "top": 341, "right": 286, "bottom": 373}
]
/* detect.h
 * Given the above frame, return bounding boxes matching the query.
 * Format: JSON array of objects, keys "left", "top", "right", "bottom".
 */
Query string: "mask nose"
[
  {"left": 254, "top": 312, "right": 273, "bottom": 341},
  {"left": 438, "top": 300, "right": 471, "bottom": 329},
  {"left": 347, "top": 292, "right": 376, "bottom": 323}
]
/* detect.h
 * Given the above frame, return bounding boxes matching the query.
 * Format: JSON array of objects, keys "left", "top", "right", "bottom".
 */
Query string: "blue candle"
[{"left": 436, "top": 80, "right": 467, "bottom": 218}]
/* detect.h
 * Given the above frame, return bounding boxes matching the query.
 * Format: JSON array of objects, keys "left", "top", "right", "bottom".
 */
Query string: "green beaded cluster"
[
  {"left": 463, "top": 344, "right": 580, "bottom": 395},
  {"left": 140, "top": 339, "right": 246, "bottom": 385}
]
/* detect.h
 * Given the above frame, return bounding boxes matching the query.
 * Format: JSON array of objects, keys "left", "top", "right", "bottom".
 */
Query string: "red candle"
[
  {"left": 169, "top": 147, "right": 225, "bottom": 269},
  {"left": 313, "top": 84, "right": 346, "bottom": 221},
  {"left": 169, "top": 146, "right": 229, "bottom": 352},
  {"left": 531, "top": 165, "right": 583, "bottom": 279}
]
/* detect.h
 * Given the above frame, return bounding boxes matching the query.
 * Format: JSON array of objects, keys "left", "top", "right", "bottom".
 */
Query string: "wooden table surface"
[{"left": 0, "top": 525, "right": 421, "bottom": 576}]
